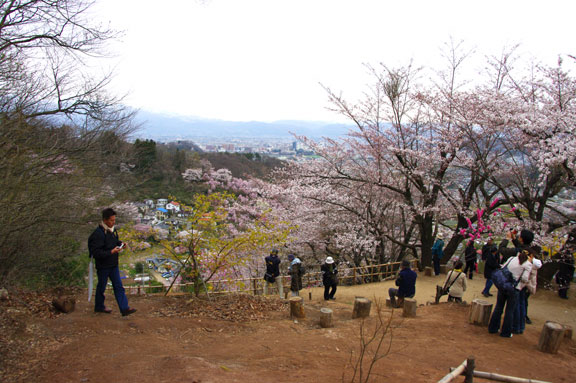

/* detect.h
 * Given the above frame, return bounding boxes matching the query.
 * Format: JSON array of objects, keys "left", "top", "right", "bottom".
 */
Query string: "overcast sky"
[{"left": 94, "top": 0, "right": 575, "bottom": 122}]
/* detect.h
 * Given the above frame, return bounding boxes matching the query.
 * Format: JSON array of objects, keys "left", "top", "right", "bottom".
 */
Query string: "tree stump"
[
  {"left": 424, "top": 267, "right": 433, "bottom": 276},
  {"left": 538, "top": 321, "right": 565, "bottom": 354},
  {"left": 352, "top": 297, "right": 372, "bottom": 319},
  {"left": 52, "top": 296, "right": 76, "bottom": 314},
  {"left": 319, "top": 308, "right": 334, "bottom": 328},
  {"left": 385, "top": 297, "right": 392, "bottom": 308},
  {"left": 402, "top": 298, "right": 417, "bottom": 317},
  {"left": 469, "top": 299, "right": 493, "bottom": 327},
  {"left": 289, "top": 296, "right": 305, "bottom": 319},
  {"left": 439, "top": 264, "right": 448, "bottom": 274}
]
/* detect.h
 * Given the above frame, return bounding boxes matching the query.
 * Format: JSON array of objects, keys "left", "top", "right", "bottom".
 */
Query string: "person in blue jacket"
[
  {"left": 389, "top": 260, "right": 417, "bottom": 308},
  {"left": 431, "top": 233, "right": 445, "bottom": 276}
]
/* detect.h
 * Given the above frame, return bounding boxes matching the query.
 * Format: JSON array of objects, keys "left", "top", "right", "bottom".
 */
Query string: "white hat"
[
  {"left": 325, "top": 257, "right": 335, "bottom": 264},
  {"left": 437, "top": 233, "right": 443, "bottom": 239}
]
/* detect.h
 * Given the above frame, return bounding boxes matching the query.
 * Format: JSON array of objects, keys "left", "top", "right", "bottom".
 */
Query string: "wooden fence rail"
[{"left": 115, "top": 260, "right": 417, "bottom": 296}]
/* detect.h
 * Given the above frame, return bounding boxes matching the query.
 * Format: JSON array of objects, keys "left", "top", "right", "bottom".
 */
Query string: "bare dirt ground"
[{"left": 1, "top": 273, "right": 575, "bottom": 383}]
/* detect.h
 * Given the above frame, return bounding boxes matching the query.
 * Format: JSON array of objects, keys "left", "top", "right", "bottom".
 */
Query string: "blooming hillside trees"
[
  {"left": 126, "top": 191, "right": 291, "bottom": 296},
  {"left": 274, "top": 48, "right": 576, "bottom": 267}
]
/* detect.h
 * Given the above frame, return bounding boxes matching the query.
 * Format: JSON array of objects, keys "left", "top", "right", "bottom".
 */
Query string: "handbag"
[
  {"left": 264, "top": 272, "right": 276, "bottom": 283},
  {"left": 435, "top": 271, "right": 461, "bottom": 303},
  {"left": 492, "top": 258, "right": 523, "bottom": 294}
]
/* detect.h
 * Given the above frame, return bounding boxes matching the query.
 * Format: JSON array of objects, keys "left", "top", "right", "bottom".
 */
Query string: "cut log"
[
  {"left": 352, "top": 297, "right": 372, "bottom": 319},
  {"left": 289, "top": 296, "right": 305, "bottom": 319},
  {"left": 439, "top": 264, "right": 448, "bottom": 274},
  {"left": 469, "top": 299, "right": 493, "bottom": 327},
  {"left": 538, "top": 321, "right": 564, "bottom": 354},
  {"left": 424, "top": 267, "right": 433, "bottom": 276},
  {"left": 319, "top": 308, "right": 334, "bottom": 328},
  {"left": 52, "top": 296, "right": 76, "bottom": 313},
  {"left": 385, "top": 297, "right": 392, "bottom": 308},
  {"left": 402, "top": 298, "right": 417, "bottom": 318}
]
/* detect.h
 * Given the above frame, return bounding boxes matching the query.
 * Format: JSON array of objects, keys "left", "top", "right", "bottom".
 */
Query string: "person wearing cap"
[
  {"left": 388, "top": 260, "right": 417, "bottom": 308},
  {"left": 263, "top": 249, "right": 283, "bottom": 297},
  {"left": 431, "top": 233, "right": 445, "bottom": 276},
  {"left": 288, "top": 254, "right": 304, "bottom": 297},
  {"left": 321, "top": 256, "right": 338, "bottom": 300}
]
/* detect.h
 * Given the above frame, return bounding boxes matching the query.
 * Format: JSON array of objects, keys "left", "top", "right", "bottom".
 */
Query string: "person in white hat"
[
  {"left": 431, "top": 233, "right": 445, "bottom": 276},
  {"left": 321, "top": 256, "right": 338, "bottom": 300}
]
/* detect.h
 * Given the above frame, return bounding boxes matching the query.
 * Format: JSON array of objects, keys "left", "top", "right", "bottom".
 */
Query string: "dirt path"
[{"left": 2, "top": 272, "right": 575, "bottom": 383}]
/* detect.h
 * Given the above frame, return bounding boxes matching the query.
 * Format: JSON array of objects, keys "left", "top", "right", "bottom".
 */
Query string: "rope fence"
[{"left": 117, "top": 260, "right": 417, "bottom": 296}]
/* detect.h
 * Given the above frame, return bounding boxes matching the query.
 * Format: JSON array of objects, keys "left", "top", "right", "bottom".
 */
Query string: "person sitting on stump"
[
  {"left": 389, "top": 260, "right": 417, "bottom": 308},
  {"left": 321, "top": 256, "right": 338, "bottom": 300},
  {"left": 444, "top": 260, "right": 467, "bottom": 303}
]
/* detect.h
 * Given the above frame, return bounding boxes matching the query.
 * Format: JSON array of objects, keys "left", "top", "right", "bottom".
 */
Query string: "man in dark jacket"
[
  {"left": 388, "top": 260, "right": 417, "bottom": 308},
  {"left": 482, "top": 245, "right": 500, "bottom": 297},
  {"left": 88, "top": 208, "right": 136, "bottom": 316},
  {"left": 263, "top": 249, "right": 283, "bottom": 297},
  {"left": 499, "top": 229, "right": 534, "bottom": 263},
  {"left": 321, "top": 256, "right": 338, "bottom": 300},
  {"left": 556, "top": 229, "right": 576, "bottom": 299},
  {"left": 463, "top": 240, "right": 477, "bottom": 279}
]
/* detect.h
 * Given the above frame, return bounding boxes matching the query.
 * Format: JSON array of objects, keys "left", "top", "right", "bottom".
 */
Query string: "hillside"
[{"left": 1, "top": 276, "right": 575, "bottom": 383}]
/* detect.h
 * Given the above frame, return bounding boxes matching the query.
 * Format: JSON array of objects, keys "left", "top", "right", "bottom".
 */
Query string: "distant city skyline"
[{"left": 95, "top": 0, "right": 576, "bottom": 123}]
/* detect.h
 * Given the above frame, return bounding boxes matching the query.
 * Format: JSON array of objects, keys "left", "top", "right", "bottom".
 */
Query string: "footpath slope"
[{"left": 1, "top": 274, "right": 575, "bottom": 383}]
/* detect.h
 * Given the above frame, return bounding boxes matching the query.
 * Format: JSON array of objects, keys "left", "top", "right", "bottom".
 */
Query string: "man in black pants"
[
  {"left": 88, "top": 208, "right": 137, "bottom": 316},
  {"left": 321, "top": 257, "right": 338, "bottom": 300}
]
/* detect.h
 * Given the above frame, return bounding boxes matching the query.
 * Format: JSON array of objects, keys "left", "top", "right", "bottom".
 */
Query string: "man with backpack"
[{"left": 263, "top": 249, "right": 283, "bottom": 297}]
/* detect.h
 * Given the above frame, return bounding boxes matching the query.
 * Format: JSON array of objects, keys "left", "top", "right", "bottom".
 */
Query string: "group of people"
[
  {"left": 263, "top": 250, "right": 339, "bottom": 301},
  {"left": 435, "top": 227, "right": 575, "bottom": 338},
  {"left": 89, "top": 207, "right": 574, "bottom": 326}
]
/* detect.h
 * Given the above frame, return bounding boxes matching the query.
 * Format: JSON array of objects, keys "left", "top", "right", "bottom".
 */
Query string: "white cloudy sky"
[{"left": 93, "top": 0, "right": 575, "bottom": 122}]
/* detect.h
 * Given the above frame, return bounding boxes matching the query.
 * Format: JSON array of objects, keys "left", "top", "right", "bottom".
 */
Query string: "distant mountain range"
[{"left": 133, "top": 111, "right": 352, "bottom": 141}]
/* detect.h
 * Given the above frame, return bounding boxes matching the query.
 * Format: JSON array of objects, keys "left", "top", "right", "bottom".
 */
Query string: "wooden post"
[
  {"left": 352, "top": 297, "right": 371, "bottom": 319},
  {"left": 439, "top": 264, "right": 447, "bottom": 274},
  {"left": 469, "top": 299, "right": 493, "bottom": 327},
  {"left": 319, "top": 308, "right": 334, "bottom": 328},
  {"left": 425, "top": 267, "right": 433, "bottom": 276},
  {"left": 289, "top": 296, "right": 305, "bottom": 319},
  {"left": 402, "top": 298, "right": 417, "bottom": 318},
  {"left": 465, "top": 356, "right": 475, "bottom": 383},
  {"left": 435, "top": 285, "right": 444, "bottom": 304},
  {"left": 538, "top": 321, "right": 565, "bottom": 354},
  {"left": 563, "top": 324, "right": 573, "bottom": 340}
]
